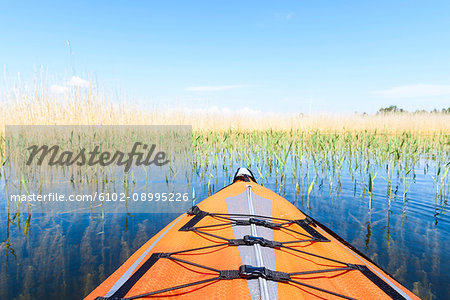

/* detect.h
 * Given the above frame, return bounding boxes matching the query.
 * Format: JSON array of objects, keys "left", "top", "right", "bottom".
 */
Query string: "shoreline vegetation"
[
  {"left": 0, "top": 83, "right": 449, "bottom": 196},
  {"left": 0, "top": 85, "right": 449, "bottom": 133},
  {"left": 1, "top": 85, "right": 449, "bottom": 186},
  {"left": 1, "top": 84, "right": 448, "bottom": 203}
]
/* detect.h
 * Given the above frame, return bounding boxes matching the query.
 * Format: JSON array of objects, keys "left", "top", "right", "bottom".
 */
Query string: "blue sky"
[{"left": 1, "top": 1, "right": 450, "bottom": 113}]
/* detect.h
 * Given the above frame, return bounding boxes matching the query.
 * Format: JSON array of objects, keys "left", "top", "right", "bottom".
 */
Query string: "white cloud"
[
  {"left": 68, "top": 76, "right": 90, "bottom": 88},
  {"left": 48, "top": 76, "right": 90, "bottom": 94},
  {"left": 186, "top": 85, "right": 249, "bottom": 92},
  {"left": 50, "top": 85, "right": 69, "bottom": 94},
  {"left": 374, "top": 84, "right": 450, "bottom": 98}
]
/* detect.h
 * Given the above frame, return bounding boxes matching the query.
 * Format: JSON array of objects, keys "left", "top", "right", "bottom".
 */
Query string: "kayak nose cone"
[{"left": 233, "top": 168, "right": 256, "bottom": 183}]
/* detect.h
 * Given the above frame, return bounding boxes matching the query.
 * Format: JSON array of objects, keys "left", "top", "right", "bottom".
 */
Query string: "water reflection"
[{"left": 1, "top": 160, "right": 449, "bottom": 300}]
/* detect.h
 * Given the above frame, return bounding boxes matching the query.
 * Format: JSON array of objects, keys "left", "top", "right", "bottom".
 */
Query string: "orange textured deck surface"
[{"left": 86, "top": 180, "right": 419, "bottom": 300}]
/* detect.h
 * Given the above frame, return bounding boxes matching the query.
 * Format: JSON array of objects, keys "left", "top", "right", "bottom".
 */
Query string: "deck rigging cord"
[{"left": 97, "top": 203, "right": 406, "bottom": 300}]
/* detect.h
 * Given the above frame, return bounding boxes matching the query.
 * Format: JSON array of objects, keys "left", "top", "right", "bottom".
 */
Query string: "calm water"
[{"left": 0, "top": 162, "right": 449, "bottom": 299}]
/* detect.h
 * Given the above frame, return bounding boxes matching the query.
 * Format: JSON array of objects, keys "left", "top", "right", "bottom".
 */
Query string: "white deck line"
[{"left": 247, "top": 185, "right": 270, "bottom": 300}]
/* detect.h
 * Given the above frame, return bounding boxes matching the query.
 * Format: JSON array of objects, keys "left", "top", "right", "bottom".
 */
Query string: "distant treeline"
[{"left": 377, "top": 105, "right": 450, "bottom": 114}]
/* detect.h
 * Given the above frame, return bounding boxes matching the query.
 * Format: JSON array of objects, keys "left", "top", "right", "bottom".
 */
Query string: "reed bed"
[
  {"left": 1, "top": 84, "right": 449, "bottom": 194},
  {"left": 1, "top": 84, "right": 448, "bottom": 214},
  {"left": 1, "top": 85, "right": 450, "bottom": 133}
]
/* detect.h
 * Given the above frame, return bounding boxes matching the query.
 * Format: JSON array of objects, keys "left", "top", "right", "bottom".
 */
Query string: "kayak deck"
[{"left": 87, "top": 171, "right": 418, "bottom": 299}]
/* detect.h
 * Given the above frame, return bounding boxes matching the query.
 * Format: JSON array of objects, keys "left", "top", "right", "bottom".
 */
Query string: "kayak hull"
[{"left": 87, "top": 174, "right": 418, "bottom": 300}]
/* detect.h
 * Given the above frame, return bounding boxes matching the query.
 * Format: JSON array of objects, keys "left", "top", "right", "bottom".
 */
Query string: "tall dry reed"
[{"left": 1, "top": 83, "right": 449, "bottom": 134}]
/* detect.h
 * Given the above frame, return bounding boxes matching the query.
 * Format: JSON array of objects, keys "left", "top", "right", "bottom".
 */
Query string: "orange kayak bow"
[{"left": 87, "top": 168, "right": 418, "bottom": 300}]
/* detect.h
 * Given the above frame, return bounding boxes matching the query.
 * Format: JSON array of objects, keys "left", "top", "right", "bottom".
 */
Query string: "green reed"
[
  {"left": 192, "top": 130, "right": 449, "bottom": 205},
  {"left": 1, "top": 129, "right": 449, "bottom": 233}
]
